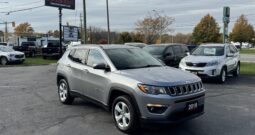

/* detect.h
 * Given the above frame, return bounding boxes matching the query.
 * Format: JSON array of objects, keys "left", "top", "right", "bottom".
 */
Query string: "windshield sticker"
[{"left": 204, "top": 48, "right": 216, "bottom": 55}]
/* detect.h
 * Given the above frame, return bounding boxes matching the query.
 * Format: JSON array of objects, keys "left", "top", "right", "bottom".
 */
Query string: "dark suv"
[{"left": 143, "top": 44, "right": 189, "bottom": 67}]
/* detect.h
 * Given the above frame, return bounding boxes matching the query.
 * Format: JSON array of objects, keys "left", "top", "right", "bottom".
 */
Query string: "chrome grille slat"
[{"left": 167, "top": 82, "right": 203, "bottom": 97}]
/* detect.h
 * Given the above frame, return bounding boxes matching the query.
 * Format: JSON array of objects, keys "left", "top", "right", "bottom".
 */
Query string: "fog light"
[{"left": 147, "top": 104, "right": 168, "bottom": 114}]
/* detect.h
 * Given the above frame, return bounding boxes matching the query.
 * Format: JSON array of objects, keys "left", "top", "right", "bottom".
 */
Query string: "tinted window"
[
  {"left": 87, "top": 50, "right": 106, "bottom": 67},
  {"left": 143, "top": 46, "right": 166, "bottom": 55},
  {"left": 192, "top": 46, "right": 225, "bottom": 56},
  {"left": 165, "top": 47, "right": 174, "bottom": 56},
  {"left": 105, "top": 48, "right": 162, "bottom": 70},
  {"left": 69, "top": 49, "right": 88, "bottom": 64},
  {"left": 173, "top": 46, "right": 182, "bottom": 54}
]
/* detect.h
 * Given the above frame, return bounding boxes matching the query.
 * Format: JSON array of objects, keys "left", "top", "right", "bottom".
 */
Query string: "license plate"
[{"left": 187, "top": 101, "right": 198, "bottom": 112}]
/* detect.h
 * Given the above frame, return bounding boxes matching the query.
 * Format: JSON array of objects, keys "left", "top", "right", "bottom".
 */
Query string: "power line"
[{"left": 0, "top": 5, "right": 44, "bottom": 15}]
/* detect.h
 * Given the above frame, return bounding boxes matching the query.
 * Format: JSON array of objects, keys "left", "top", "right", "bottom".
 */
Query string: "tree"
[
  {"left": 230, "top": 15, "right": 255, "bottom": 48},
  {"left": 192, "top": 14, "right": 220, "bottom": 44},
  {"left": 118, "top": 32, "right": 132, "bottom": 44},
  {"left": 53, "top": 30, "right": 60, "bottom": 38},
  {"left": 135, "top": 10, "right": 174, "bottom": 44},
  {"left": 14, "top": 22, "right": 34, "bottom": 36}
]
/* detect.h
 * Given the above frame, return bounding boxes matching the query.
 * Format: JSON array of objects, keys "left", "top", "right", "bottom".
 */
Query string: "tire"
[
  {"left": 233, "top": 63, "right": 240, "bottom": 77},
  {"left": 58, "top": 79, "right": 74, "bottom": 105},
  {"left": 0, "top": 57, "right": 8, "bottom": 65},
  {"left": 112, "top": 96, "right": 139, "bottom": 133},
  {"left": 217, "top": 68, "right": 227, "bottom": 83}
]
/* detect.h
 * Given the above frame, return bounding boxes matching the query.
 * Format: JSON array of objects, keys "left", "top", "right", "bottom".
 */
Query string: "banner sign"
[
  {"left": 63, "top": 26, "right": 79, "bottom": 41},
  {"left": 45, "top": 0, "right": 75, "bottom": 10}
]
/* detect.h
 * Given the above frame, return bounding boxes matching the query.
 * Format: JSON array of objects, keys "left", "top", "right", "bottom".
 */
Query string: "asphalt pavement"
[{"left": 0, "top": 65, "right": 255, "bottom": 135}]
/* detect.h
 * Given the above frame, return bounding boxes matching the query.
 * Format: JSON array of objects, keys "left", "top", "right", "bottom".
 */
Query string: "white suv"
[
  {"left": 179, "top": 44, "right": 240, "bottom": 83},
  {"left": 0, "top": 45, "right": 25, "bottom": 65}
]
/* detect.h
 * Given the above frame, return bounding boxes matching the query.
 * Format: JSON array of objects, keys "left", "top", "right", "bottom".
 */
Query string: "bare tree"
[{"left": 135, "top": 10, "right": 174, "bottom": 44}]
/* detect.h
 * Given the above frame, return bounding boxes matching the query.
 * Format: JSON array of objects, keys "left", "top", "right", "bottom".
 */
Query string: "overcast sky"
[{"left": 0, "top": 0, "right": 255, "bottom": 34}]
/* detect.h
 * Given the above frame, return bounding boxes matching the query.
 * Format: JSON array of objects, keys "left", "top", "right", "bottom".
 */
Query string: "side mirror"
[
  {"left": 227, "top": 53, "right": 234, "bottom": 57},
  {"left": 93, "top": 63, "right": 110, "bottom": 71}
]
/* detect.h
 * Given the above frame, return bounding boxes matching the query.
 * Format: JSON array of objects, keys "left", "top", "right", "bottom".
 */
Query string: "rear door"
[{"left": 67, "top": 49, "right": 89, "bottom": 94}]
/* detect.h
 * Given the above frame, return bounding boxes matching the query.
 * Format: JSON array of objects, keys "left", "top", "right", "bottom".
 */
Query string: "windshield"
[
  {"left": 192, "top": 46, "right": 225, "bottom": 56},
  {"left": 143, "top": 46, "right": 166, "bottom": 55},
  {"left": 0, "top": 46, "right": 14, "bottom": 52},
  {"left": 105, "top": 48, "right": 163, "bottom": 70}
]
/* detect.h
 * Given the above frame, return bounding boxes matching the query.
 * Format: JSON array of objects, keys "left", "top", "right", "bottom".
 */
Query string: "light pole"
[
  {"left": 83, "top": 0, "right": 87, "bottom": 44},
  {"left": 106, "top": 0, "right": 111, "bottom": 44}
]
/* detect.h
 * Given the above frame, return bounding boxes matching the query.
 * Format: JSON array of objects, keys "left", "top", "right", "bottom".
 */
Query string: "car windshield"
[
  {"left": 192, "top": 46, "right": 225, "bottom": 56},
  {"left": 0, "top": 46, "right": 14, "bottom": 52},
  {"left": 143, "top": 46, "right": 166, "bottom": 55},
  {"left": 105, "top": 48, "right": 163, "bottom": 70}
]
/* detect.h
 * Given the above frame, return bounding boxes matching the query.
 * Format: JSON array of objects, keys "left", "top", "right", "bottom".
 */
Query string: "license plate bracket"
[{"left": 186, "top": 101, "right": 198, "bottom": 112}]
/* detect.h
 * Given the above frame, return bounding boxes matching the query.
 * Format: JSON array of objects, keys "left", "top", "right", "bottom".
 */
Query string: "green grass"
[
  {"left": 240, "top": 49, "right": 255, "bottom": 55},
  {"left": 22, "top": 56, "right": 58, "bottom": 66},
  {"left": 241, "top": 62, "right": 255, "bottom": 75}
]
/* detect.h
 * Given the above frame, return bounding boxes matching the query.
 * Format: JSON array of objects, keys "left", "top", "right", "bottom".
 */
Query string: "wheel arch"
[{"left": 108, "top": 87, "right": 141, "bottom": 117}]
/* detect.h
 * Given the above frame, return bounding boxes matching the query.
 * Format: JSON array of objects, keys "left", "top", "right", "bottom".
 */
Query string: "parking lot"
[{"left": 0, "top": 65, "right": 255, "bottom": 135}]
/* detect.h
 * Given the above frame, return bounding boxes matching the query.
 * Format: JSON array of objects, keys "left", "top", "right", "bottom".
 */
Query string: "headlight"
[
  {"left": 138, "top": 84, "right": 167, "bottom": 95},
  {"left": 207, "top": 61, "right": 218, "bottom": 66}
]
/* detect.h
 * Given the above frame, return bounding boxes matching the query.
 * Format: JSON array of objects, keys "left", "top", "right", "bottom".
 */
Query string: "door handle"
[
  {"left": 82, "top": 69, "right": 89, "bottom": 73},
  {"left": 66, "top": 64, "right": 72, "bottom": 68}
]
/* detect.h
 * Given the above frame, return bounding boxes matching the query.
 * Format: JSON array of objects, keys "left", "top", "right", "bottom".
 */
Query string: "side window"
[
  {"left": 165, "top": 47, "right": 174, "bottom": 56},
  {"left": 87, "top": 49, "right": 106, "bottom": 67},
  {"left": 69, "top": 49, "right": 88, "bottom": 64},
  {"left": 173, "top": 46, "right": 182, "bottom": 55},
  {"left": 230, "top": 45, "right": 237, "bottom": 53},
  {"left": 226, "top": 46, "right": 231, "bottom": 54}
]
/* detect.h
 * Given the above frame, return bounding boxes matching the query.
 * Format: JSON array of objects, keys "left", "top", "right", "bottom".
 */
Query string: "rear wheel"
[
  {"left": 0, "top": 57, "right": 8, "bottom": 65},
  {"left": 233, "top": 63, "right": 240, "bottom": 77},
  {"left": 112, "top": 96, "right": 139, "bottom": 133},
  {"left": 58, "top": 79, "right": 74, "bottom": 105}
]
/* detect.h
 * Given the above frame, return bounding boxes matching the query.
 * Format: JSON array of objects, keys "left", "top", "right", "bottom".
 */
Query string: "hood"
[
  {"left": 11, "top": 51, "right": 24, "bottom": 55},
  {"left": 119, "top": 66, "right": 200, "bottom": 86},
  {"left": 184, "top": 55, "right": 222, "bottom": 63}
]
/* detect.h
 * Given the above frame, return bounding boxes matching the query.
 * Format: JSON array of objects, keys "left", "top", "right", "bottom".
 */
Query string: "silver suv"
[
  {"left": 179, "top": 44, "right": 240, "bottom": 83},
  {"left": 56, "top": 45, "right": 205, "bottom": 133}
]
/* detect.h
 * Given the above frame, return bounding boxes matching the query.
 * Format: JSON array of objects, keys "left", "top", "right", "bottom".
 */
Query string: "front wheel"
[
  {"left": 218, "top": 68, "right": 227, "bottom": 83},
  {"left": 58, "top": 79, "right": 74, "bottom": 105},
  {"left": 112, "top": 96, "right": 139, "bottom": 133},
  {"left": 0, "top": 57, "right": 8, "bottom": 65}
]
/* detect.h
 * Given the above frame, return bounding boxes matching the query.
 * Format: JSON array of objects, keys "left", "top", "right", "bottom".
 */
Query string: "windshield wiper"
[{"left": 138, "top": 65, "right": 162, "bottom": 68}]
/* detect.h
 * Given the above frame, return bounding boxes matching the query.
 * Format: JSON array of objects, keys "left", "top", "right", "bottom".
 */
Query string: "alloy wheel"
[{"left": 114, "top": 102, "right": 131, "bottom": 129}]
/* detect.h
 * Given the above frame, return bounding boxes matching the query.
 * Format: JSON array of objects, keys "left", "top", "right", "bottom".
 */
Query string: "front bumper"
[
  {"left": 9, "top": 57, "right": 25, "bottom": 63},
  {"left": 179, "top": 64, "right": 221, "bottom": 78},
  {"left": 136, "top": 90, "right": 205, "bottom": 124}
]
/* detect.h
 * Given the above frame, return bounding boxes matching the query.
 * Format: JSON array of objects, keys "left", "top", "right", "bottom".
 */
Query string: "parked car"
[
  {"left": 0, "top": 45, "right": 25, "bottom": 65},
  {"left": 56, "top": 45, "right": 205, "bottom": 133},
  {"left": 124, "top": 42, "right": 147, "bottom": 48},
  {"left": 0, "top": 42, "right": 14, "bottom": 48},
  {"left": 187, "top": 45, "right": 198, "bottom": 53},
  {"left": 13, "top": 42, "right": 37, "bottom": 57},
  {"left": 42, "top": 41, "right": 66, "bottom": 59},
  {"left": 179, "top": 44, "right": 240, "bottom": 83},
  {"left": 143, "top": 44, "right": 189, "bottom": 67}
]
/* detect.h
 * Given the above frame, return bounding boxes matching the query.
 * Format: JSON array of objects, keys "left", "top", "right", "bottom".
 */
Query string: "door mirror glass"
[{"left": 93, "top": 63, "right": 110, "bottom": 71}]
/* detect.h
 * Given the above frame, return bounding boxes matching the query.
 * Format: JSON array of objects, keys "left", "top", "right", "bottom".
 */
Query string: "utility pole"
[
  {"left": 106, "top": 0, "right": 111, "bottom": 44},
  {"left": 83, "top": 0, "right": 87, "bottom": 44},
  {"left": 80, "top": 13, "right": 84, "bottom": 43},
  {"left": 4, "top": 22, "right": 8, "bottom": 42},
  {"left": 59, "top": 8, "right": 63, "bottom": 56}
]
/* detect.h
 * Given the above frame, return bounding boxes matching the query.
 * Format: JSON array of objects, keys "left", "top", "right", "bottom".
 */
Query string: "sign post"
[{"left": 45, "top": 0, "right": 75, "bottom": 56}]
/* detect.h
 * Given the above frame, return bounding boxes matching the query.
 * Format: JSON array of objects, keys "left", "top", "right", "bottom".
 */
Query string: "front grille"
[
  {"left": 15, "top": 55, "right": 24, "bottom": 58},
  {"left": 167, "top": 82, "right": 203, "bottom": 96},
  {"left": 186, "top": 62, "right": 207, "bottom": 67}
]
